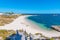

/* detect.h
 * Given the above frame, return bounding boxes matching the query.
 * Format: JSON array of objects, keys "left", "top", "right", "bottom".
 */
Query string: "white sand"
[{"left": 0, "top": 15, "right": 60, "bottom": 38}]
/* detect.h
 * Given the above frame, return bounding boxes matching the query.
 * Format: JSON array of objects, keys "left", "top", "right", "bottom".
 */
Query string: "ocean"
[{"left": 27, "top": 14, "right": 60, "bottom": 30}]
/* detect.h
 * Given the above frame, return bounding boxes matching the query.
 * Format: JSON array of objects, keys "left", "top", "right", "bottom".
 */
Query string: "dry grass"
[
  {"left": 0, "top": 30, "right": 15, "bottom": 40},
  {"left": 0, "top": 14, "right": 20, "bottom": 26},
  {"left": 0, "top": 29, "right": 25, "bottom": 40}
]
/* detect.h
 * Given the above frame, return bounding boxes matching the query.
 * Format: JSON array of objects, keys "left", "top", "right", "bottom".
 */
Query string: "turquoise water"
[{"left": 27, "top": 14, "right": 60, "bottom": 30}]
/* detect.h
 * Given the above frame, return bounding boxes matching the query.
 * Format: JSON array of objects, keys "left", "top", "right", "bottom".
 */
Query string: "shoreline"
[
  {"left": 0, "top": 15, "right": 60, "bottom": 38},
  {"left": 24, "top": 15, "right": 60, "bottom": 38}
]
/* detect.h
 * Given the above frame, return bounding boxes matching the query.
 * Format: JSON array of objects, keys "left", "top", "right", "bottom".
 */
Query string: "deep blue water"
[{"left": 27, "top": 14, "right": 60, "bottom": 28}]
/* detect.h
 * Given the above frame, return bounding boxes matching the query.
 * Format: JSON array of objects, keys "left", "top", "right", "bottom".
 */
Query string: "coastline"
[
  {"left": 0, "top": 15, "right": 60, "bottom": 38},
  {"left": 24, "top": 15, "right": 60, "bottom": 38},
  {"left": 26, "top": 17, "right": 52, "bottom": 30}
]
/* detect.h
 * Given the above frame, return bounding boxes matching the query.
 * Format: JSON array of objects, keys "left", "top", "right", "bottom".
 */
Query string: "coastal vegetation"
[
  {"left": 0, "top": 12, "right": 20, "bottom": 26},
  {"left": 0, "top": 30, "right": 15, "bottom": 40},
  {"left": 50, "top": 38, "right": 54, "bottom": 40},
  {"left": 0, "top": 30, "right": 59, "bottom": 40}
]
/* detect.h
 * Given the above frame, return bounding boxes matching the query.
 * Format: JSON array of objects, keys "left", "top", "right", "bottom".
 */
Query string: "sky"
[{"left": 0, "top": 0, "right": 60, "bottom": 14}]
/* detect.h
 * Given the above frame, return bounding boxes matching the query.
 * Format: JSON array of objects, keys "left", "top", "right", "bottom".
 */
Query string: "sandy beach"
[{"left": 0, "top": 15, "right": 60, "bottom": 38}]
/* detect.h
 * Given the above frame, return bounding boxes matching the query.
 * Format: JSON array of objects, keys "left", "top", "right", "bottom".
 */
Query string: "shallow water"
[{"left": 27, "top": 14, "right": 60, "bottom": 30}]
